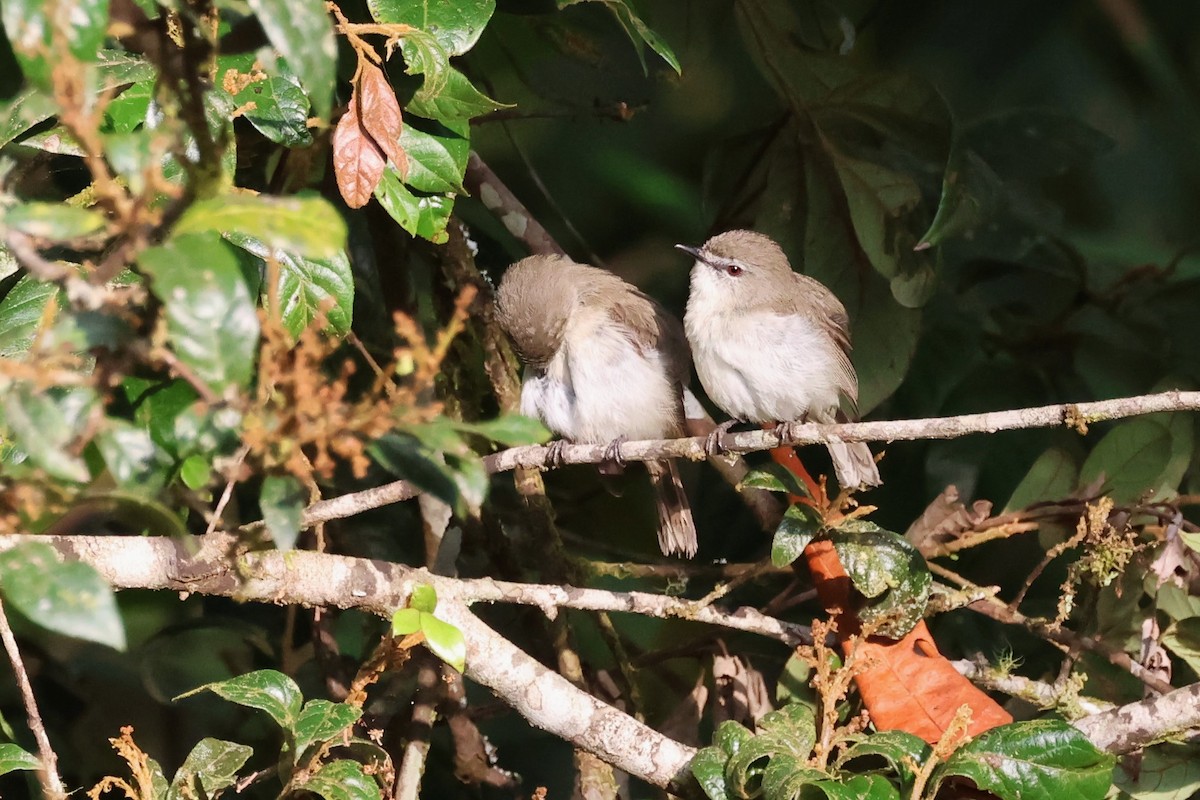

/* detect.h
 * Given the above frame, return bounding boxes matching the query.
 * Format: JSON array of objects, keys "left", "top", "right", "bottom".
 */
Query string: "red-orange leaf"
[
  {"left": 357, "top": 61, "right": 407, "bottom": 179},
  {"left": 332, "top": 90, "right": 386, "bottom": 209}
]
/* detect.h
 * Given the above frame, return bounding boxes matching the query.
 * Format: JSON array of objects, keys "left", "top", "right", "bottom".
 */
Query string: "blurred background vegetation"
[{"left": 1, "top": 0, "right": 1198, "bottom": 797}]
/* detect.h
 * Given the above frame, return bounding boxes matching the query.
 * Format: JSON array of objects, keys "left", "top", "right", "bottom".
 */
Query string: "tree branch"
[{"left": 1073, "top": 682, "right": 1200, "bottom": 754}]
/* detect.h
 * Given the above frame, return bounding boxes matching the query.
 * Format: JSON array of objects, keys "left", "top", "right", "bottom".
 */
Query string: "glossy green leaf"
[
  {"left": 835, "top": 730, "right": 931, "bottom": 794},
  {"left": 558, "top": 0, "right": 680, "bottom": 74},
  {"left": 2, "top": 203, "right": 106, "bottom": 240},
  {"left": 453, "top": 415, "right": 552, "bottom": 446},
  {"left": 1079, "top": 414, "right": 1193, "bottom": 503},
  {"left": 367, "top": 0, "right": 495, "bottom": 56},
  {"left": 94, "top": 420, "right": 171, "bottom": 490},
  {"left": 225, "top": 232, "right": 354, "bottom": 337},
  {"left": 219, "top": 54, "right": 312, "bottom": 146},
  {"left": 246, "top": 0, "right": 336, "bottom": 120},
  {"left": 726, "top": 705, "right": 818, "bottom": 798},
  {"left": 1005, "top": 447, "right": 1079, "bottom": 513},
  {"left": 403, "top": 66, "right": 508, "bottom": 121},
  {"left": 0, "top": 275, "right": 60, "bottom": 359},
  {"left": 2, "top": 385, "right": 97, "bottom": 483},
  {"left": 303, "top": 759, "right": 383, "bottom": 800},
  {"left": 828, "top": 522, "right": 930, "bottom": 638},
  {"left": 0, "top": 87, "right": 58, "bottom": 148},
  {"left": 166, "top": 738, "right": 253, "bottom": 800},
  {"left": 140, "top": 233, "right": 261, "bottom": 393},
  {"left": 714, "top": 720, "right": 754, "bottom": 756},
  {"left": 392, "top": 607, "right": 422, "bottom": 636},
  {"left": 398, "top": 31, "right": 452, "bottom": 102},
  {"left": 771, "top": 504, "right": 822, "bottom": 567},
  {"left": 410, "top": 583, "right": 438, "bottom": 613},
  {"left": 693, "top": 746, "right": 733, "bottom": 800},
  {"left": 0, "top": 541, "right": 126, "bottom": 650},
  {"left": 760, "top": 753, "right": 827, "bottom": 800},
  {"left": 421, "top": 613, "right": 466, "bottom": 672},
  {"left": 191, "top": 669, "right": 303, "bottom": 728},
  {"left": 2, "top": 0, "right": 110, "bottom": 88},
  {"left": 179, "top": 455, "right": 211, "bottom": 490},
  {"left": 293, "top": 700, "right": 363, "bottom": 761},
  {"left": 261, "top": 475, "right": 305, "bottom": 551},
  {"left": 374, "top": 163, "right": 454, "bottom": 243},
  {"left": 175, "top": 193, "right": 348, "bottom": 261},
  {"left": 102, "top": 80, "right": 154, "bottom": 134},
  {"left": 122, "top": 377, "right": 200, "bottom": 457},
  {"left": 931, "top": 719, "right": 1114, "bottom": 800},
  {"left": 740, "top": 466, "right": 811, "bottom": 498},
  {"left": 0, "top": 743, "right": 40, "bottom": 774},
  {"left": 400, "top": 118, "right": 470, "bottom": 194}
]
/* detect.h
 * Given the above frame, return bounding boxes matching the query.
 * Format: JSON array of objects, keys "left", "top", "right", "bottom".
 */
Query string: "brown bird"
[
  {"left": 679, "top": 230, "right": 881, "bottom": 490},
  {"left": 495, "top": 254, "right": 699, "bottom": 557}
]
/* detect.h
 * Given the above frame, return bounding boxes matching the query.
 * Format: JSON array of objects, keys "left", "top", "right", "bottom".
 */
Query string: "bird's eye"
[{"left": 725, "top": 264, "right": 743, "bottom": 277}]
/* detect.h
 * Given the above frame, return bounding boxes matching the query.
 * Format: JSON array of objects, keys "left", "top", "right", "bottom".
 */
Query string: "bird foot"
[
  {"left": 544, "top": 439, "right": 568, "bottom": 468},
  {"left": 602, "top": 435, "right": 629, "bottom": 468},
  {"left": 704, "top": 419, "right": 738, "bottom": 457}
]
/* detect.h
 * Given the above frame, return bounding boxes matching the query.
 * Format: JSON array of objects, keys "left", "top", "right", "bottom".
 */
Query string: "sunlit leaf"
[
  {"left": 260, "top": 475, "right": 306, "bottom": 551},
  {"left": 771, "top": 504, "right": 821, "bottom": 567},
  {"left": 420, "top": 613, "right": 466, "bottom": 672},
  {"left": 293, "top": 700, "right": 363, "bottom": 761},
  {"left": 2, "top": 0, "right": 110, "bottom": 88},
  {"left": 303, "top": 759, "right": 383, "bottom": 800},
  {"left": 2, "top": 203, "right": 106, "bottom": 240},
  {"left": 400, "top": 118, "right": 469, "bottom": 194},
  {"left": 174, "top": 194, "right": 348, "bottom": 261},
  {"left": 391, "top": 607, "right": 422, "bottom": 636},
  {"left": 191, "top": 669, "right": 303, "bottom": 728},
  {"left": 829, "top": 521, "right": 930, "bottom": 638},
  {"left": 2, "top": 384, "right": 97, "bottom": 483},
  {"left": 410, "top": 584, "right": 437, "bottom": 614},
  {"left": 367, "top": 0, "right": 495, "bottom": 56},
  {"left": 166, "top": 738, "right": 253, "bottom": 800},
  {"left": 453, "top": 415, "right": 551, "bottom": 446},
  {"left": 403, "top": 66, "right": 508, "bottom": 121},
  {"left": 0, "top": 275, "right": 59, "bottom": 359},
  {"left": 246, "top": 0, "right": 336, "bottom": 120},
  {"left": 0, "top": 541, "right": 126, "bottom": 650},
  {"left": 0, "top": 743, "right": 40, "bottom": 775},
  {"left": 374, "top": 163, "right": 454, "bottom": 243},
  {"left": 219, "top": 54, "right": 312, "bottom": 146}
]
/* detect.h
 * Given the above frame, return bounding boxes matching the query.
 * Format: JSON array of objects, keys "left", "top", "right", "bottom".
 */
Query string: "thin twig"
[{"left": 0, "top": 595, "right": 66, "bottom": 800}]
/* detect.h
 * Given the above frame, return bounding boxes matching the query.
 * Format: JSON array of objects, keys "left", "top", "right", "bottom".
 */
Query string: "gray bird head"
[
  {"left": 494, "top": 254, "right": 579, "bottom": 368},
  {"left": 677, "top": 230, "right": 795, "bottom": 311}
]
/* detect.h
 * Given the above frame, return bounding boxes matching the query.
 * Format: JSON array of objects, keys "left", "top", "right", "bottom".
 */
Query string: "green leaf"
[
  {"left": 2, "top": 203, "right": 106, "bottom": 240},
  {"left": 1005, "top": 447, "right": 1079, "bottom": 513},
  {"left": 392, "top": 607, "right": 421, "bottom": 635},
  {"left": 400, "top": 118, "right": 470, "bottom": 194},
  {"left": 760, "top": 753, "right": 828, "bottom": 800},
  {"left": 191, "top": 669, "right": 304, "bottom": 728},
  {"left": 693, "top": 746, "right": 733, "bottom": 800},
  {"left": 179, "top": 455, "right": 211, "bottom": 490},
  {"left": 367, "top": 0, "right": 495, "bottom": 56},
  {"left": 2, "top": 0, "right": 110, "bottom": 88},
  {"left": 0, "top": 541, "right": 126, "bottom": 650},
  {"left": 166, "top": 738, "right": 254, "bottom": 800},
  {"left": 175, "top": 193, "right": 348, "bottom": 261},
  {"left": 1162, "top": 618, "right": 1200, "bottom": 676},
  {"left": 829, "top": 522, "right": 931, "bottom": 638},
  {"left": 2, "top": 385, "right": 97, "bottom": 483},
  {"left": 403, "top": 66, "right": 509, "bottom": 121},
  {"left": 303, "top": 759, "right": 383, "bottom": 800},
  {"left": 225, "top": 232, "right": 354, "bottom": 337},
  {"left": 453, "top": 415, "right": 552, "bottom": 446},
  {"left": 1112, "top": 743, "right": 1200, "bottom": 800},
  {"left": 0, "top": 743, "right": 40, "bottom": 774},
  {"left": 1079, "top": 414, "right": 1193, "bottom": 503},
  {"left": 246, "top": 0, "right": 336, "bottom": 120},
  {"left": 835, "top": 730, "right": 931, "bottom": 794},
  {"left": 0, "top": 87, "right": 58, "bottom": 148},
  {"left": 0, "top": 275, "right": 60, "bottom": 359},
  {"left": 931, "top": 719, "right": 1114, "bottom": 800},
  {"left": 293, "top": 700, "right": 363, "bottom": 761},
  {"left": 398, "top": 31, "right": 452, "bottom": 102},
  {"left": 93, "top": 420, "right": 171, "bottom": 490},
  {"left": 410, "top": 584, "right": 438, "bottom": 614},
  {"left": 725, "top": 705, "right": 818, "bottom": 798},
  {"left": 261, "top": 475, "right": 306, "bottom": 551},
  {"left": 714, "top": 721, "right": 754, "bottom": 756},
  {"left": 771, "top": 504, "right": 822, "bottom": 567},
  {"left": 140, "top": 233, "right": 261, "bottom": 393},
  {"left": 374, "top": 163, "right": 454, "bottom": 244},
  {"left": 828, "top": 154, "right": 922, "bottom": 281},
  {"left": 370, "top": 433, "right": 461, "bottom": 511},
  {"left": 219, "top": 54, "right": 313, "bottom": 146},
  {"left": 558, "top": 0, "right": 680, "bottom": 74},
  {"left": 739, "top": 466, "right": 811, "bottom": 498},
  {"left": 420, "top": 613, "right": 466, "bottom": 672}
]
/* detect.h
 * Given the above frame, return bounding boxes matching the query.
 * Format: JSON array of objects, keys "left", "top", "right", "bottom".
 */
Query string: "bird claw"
[
  {"left": 705, "top": 419, "right": 738, "bottom": 457},
  {"left": 603, "top": 435, "right": 629, "bottom": 467},
  {"left": 544, "top": 439, "right": 568, "bottom": 468}
]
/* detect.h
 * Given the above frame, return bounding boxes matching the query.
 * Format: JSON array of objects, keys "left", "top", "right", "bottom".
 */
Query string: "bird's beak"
[{"left": 675, "top": 244, "right": 703, "bottom": 261}]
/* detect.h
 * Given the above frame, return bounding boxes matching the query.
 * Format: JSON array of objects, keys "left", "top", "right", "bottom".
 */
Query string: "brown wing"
[{"left": 787, "top": 272, "right": 860, "bottom": 417}]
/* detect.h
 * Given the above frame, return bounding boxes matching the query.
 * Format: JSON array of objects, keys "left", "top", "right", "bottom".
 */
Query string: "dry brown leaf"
[
  {"left": 332, "top": 89, "right": 386, "bottom": 208},
  {"left": 357, "top": 61, "right": 407, "bottom": 178},
  {"left": 905, "top": 484, "right": 992, "bottom": 554}
]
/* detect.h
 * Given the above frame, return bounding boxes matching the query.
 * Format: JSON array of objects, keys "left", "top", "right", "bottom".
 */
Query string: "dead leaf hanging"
[
  {"left": 357, "top": 61, "right": 408, "bottom": 178},
  {"left": 332, "top": 88, "right": 386, "bottom": 209}
]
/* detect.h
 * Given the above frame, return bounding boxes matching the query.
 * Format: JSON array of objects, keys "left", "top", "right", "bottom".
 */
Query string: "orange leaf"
[
  {"left": 803, "top": 538, "right": 1012, "bottom": 744},
  {"left": 332, "top": 89, "right": 386, "bottom": 209},
  {"left": 357, "top": 61, "right": 407, "bottom": 179}
]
